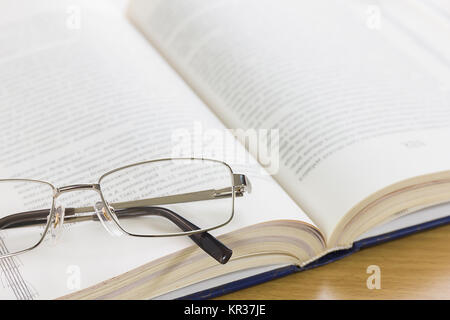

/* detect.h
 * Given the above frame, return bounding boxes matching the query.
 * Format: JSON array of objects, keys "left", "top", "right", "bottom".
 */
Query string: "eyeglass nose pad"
[
  {"left": 49, "top": 205, "right": 65, "bottom": 244},
  {"left": 94, "top": 202, "right": 124, "bottom": 237}
]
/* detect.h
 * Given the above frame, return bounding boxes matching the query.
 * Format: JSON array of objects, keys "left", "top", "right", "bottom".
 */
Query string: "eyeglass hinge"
[{"left": 233, "top": 174, "right": 252, "bottom": 196}]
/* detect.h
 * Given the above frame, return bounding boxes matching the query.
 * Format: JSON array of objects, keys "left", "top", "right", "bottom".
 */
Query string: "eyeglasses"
[{"left": 0, "top": 158, "right": 251, "bottom": 265}]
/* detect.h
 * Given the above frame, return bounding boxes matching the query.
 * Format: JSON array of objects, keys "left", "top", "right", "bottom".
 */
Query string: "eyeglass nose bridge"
[
  {"left": 53, "top": 183, "right": 124, "bottom": 237},
  {"left": 55, "top": 184, "right": 102, "bottom": 197}
]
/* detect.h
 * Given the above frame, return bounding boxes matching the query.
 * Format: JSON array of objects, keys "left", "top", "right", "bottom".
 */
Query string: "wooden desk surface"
[{"left": 218, "top": 224, "right": 450, "bottom": 300}]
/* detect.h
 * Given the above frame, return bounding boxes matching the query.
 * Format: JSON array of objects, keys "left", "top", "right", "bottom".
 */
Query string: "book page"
[
  {"left": 129, "top": 0, "right": 450, "bottom": 242},
  {"left": 0, "top": 0, "right": 316, "bottom": 299}
]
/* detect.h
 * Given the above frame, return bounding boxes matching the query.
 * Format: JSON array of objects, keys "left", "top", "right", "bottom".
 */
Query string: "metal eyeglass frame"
[{"left": 0, "top": 158, "right": 252, "bottom": 265}]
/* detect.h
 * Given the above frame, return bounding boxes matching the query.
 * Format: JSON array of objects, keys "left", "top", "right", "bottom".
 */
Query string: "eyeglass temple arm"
[
  {"left": 0, "top": 206, "right": 232, "bottom": 264},
  {"left": 0, "top": 209, "right": 50, "bottom": 229},
  {"left": 0, "top": 174, "right": 251, "bottom": 225},
  {"left": 111, "top": 207, "right": 232, "bottom": 264},
  {"left": 75, "top": 174, "right": 252, "bottom": 213}
]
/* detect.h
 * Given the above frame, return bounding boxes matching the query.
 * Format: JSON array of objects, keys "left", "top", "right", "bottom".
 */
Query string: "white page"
[
  {"left": 0, "top": 0, "right": 316, "bottom": 299},
  {"left": 130, "top": 0, "right": 450, "bottom": 242}
]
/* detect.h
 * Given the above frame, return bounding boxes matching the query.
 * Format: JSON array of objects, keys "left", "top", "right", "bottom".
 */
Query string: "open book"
[{"left": 0, "top": 0, "right": 449, "bottom": 299}]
